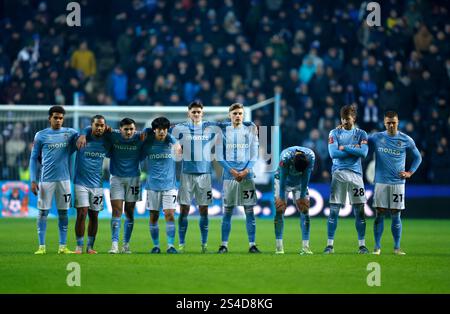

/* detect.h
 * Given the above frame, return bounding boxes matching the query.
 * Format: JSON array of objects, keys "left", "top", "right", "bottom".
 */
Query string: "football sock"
[
  {"left": 300, "top": 212, "right": 310, "bottom": 242},
  {"left": 111, "top": 217, "right": 121, "bottom": 243},
  {"left": 199, "top": 213, "right": 208, "bottom": 245},
  {"left": 149, "top": 222, "right": 159, "bottom": 247},
  {"left": 76, "top": 236, "right": 84, "bottom": 247},
  {"left": 276, "top": 239, "right": 283, "bottom": 248},
  {"left": 57, "top": 210, "right": 68, "bottom": 245},
  {"left": 327, "top": 204, "right": 341, "bottom": 242},
  {"left": 37, "top": 210, "right": 48, "bottom": 246},
  {"left": 374, "top": 211, "right": 385, "bottom": 249},
  {"left": 391, "top": 211, "right": 402, "bottom": 249},
  {"left": 353, "top": 204, "right": 366, "bottom": 243},
  {"left": 166, "top": 221, "right": 175, "bottom": 247},
  {"left": 244, "top": 206, "right": 256, "bottom": 244},
  {"left": 178, "top": 213, "right": 188, "bottom": 245},
  {"left": 274, "top": 211, "right": 284, "bottom": 240},
  {"left": 87, "top": 236, "right": 95, "bottom": 248},
  {"left": 123, "top": 217, "right": 134, "bottom": 244},
  {"left": 221, "top": 207, "right": 233, "bottom": 243}
]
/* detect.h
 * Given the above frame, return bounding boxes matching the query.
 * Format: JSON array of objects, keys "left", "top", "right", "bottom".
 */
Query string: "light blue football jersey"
[
  {"left": 275, "top": 146, "right": 315, "bottom": 198},
  {"left": 74, "top": 133, "right": 110, "bottom": 188},
  {"left": 142, "top": 134, "right": 177, "bottom": 191},
  {"left": 171, "top": 121, "right": 219, "bottom": 174},
  {"left": 370, "top": 131, "right": 422, "bottom": 184},
  {"left": 217, "top": 122, "right": 259, "bottom": 181},
  {"left": 30, "top": 127, "right": 78, "bottom": 182},
  {"left": 328, "top": 127, "right": 368, "bottom": 176}
]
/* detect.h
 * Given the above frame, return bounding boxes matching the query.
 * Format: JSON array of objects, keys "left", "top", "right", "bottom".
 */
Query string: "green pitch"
[{"left": 1, "top": 217, "right": 449, "bottom": 293}]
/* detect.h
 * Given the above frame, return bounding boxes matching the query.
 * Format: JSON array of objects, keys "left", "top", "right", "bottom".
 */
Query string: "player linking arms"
[
  {"left": 274, "top": 147, "right": 315, "bottom": 255},
  {"left": 73, "top": 115, "right": 110, "bottom": 254},
  {"left": 216, "top": 103, "right": 260, "bottom": 254},
  {"left": 171, "top": 100, "right": 216, "bottom": 253},
  {"left": 30, "top": 106, "right": 78, "bottom": 254},
  {"left": 142, "top": 117, "right": 181, "bottom": 254},
  {"left": 370, "top": 111, "right": 422, "bottom": 255},
  {"left": 78, "top": 118, "right": 148, "bottom": 254},
  {"left": 325, "top": 105, "right": 370, "bottom": 254}
]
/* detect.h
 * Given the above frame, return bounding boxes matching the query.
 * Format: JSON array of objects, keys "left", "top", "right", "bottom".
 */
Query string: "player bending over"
[{"left": 274, "top": 146, "right": 315, "bottom": 255}]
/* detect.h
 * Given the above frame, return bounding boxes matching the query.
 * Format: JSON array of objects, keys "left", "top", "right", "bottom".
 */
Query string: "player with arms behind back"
[
  {"left": 73, "top": 115, "right": 110, "bottom": 254},
  {"left": 216, "top": 103, "right": 260, "bottom": 254},
  {"left": 325, "top": 104, "right": 369, "bottom": 254},
  {"left": 370, "top": 111, "right": 422, "bottom": 255},
  {"left": 274, "top": 147, "right": 315, "bottom": 255},
  {"left": 30, "top": 106, "right": 78, "bottom": 254}
]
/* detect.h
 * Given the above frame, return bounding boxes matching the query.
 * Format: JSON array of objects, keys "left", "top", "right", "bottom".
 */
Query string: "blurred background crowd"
[{"left": 0, "top": 0, "right": 449, "bottom": 183}]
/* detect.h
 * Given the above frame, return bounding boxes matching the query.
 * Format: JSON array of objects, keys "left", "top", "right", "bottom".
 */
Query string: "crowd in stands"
[{"left": 0, "top": 0, "right": 449, "bottom": 184}]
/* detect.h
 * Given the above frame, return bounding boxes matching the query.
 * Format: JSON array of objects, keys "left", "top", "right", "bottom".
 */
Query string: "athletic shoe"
[
  {"left": 166, "top": 247, "right": 178, "bottom": 254},
  {"left": 178, "top": 244, "right": 185, "bottom": 253},
  {"left": 373, "top": 248, "right": 381, "bottom": 255},
  {"left": 217, "top": 245, "right": 228, "bottom": 254},
  {"left": 201, "top": 244, "right": 208, "bottom": 253},
  {"left": 248, "top": 245, "right": 261, "bottom": 253},
  {"left": 299, "top": 247, "right": 313, "bottom": 255},
  {"left": 58, "top": 246, "right": 74, "bottom": 254},
  {"left": 323, "top": 245, "right": 334, "bottom": 254},
  {"left": 275, "top": 246, "right": 285, "bottom": 254},
  {"left": 108, "top": 243, "right": 119, "bottom": 254},
  {"left": 34, "top": 246, "right": 46, "bottom": 255},
  {"left": 121, "top": 244, "right": 132, "bottom": 254},
  {"left": 150, "top": 247, "right": 161, "bottom": 254},
  {"left": 394, "top": 248, "right": 406, "bottom": 255},
  {"left": 358, "top": 245, "right": 370, "bottom": 254},
  {"left": 86, "top": 248, "right": 97, "bottom": 254}
]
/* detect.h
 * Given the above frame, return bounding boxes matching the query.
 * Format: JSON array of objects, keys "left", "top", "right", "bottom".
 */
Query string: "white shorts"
[
  {"left": 110, "top": 175, "right": 141, "bottom": 202},
  {"left": 74, "top": 184, "right": 104, "bottom": 211},
  {"left": 178, "top": 173, "right": 212, "bottom": 206},
  {"left": 330, "top": 169, "right": 366, "bottom": 205},
  {"left": 38, "top": 180, "right": 71, "bottom": 210},
  {"left": 146, "top": 189, "right": 178, "bottom": 211},
  {"left": 223, "top": 179, "right": 257, "bottom": 207},
  {"left": 274, "top": 179, "right": 309, "bottom": 203},
  {"left": 373, "top": 183, "right": 405, "bottom": 210}
]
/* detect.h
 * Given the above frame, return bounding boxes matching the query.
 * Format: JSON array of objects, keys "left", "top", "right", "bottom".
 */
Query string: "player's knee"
[
  {"left": 150, "top": 213, "right": 159, "bottom": 224},
  {"left": 77, "top": 208, "right": 88, "bottom": 218},
  {"left": 163, "top": 209, "right": 174, "bottom": 220},
  {"left": 199, "top": 206, "right": 208, "bottom": 216},
  {"left": 244, "top": 206, "right": 254, "bottom": 215},
  {"left": 38, "top": 210, "right": 48, "bottom": 218},
  {"left": 329, "top": 204, "right": 340, "bottom": 217},
  {"left": 180, "top": 205, "right": 190, "bottom": 215},
  {"left": 88, "top": 210, "right": 98, "bottom": 220},
  {"left": 352, "top": 204, "right": 365, "bottom": 215}
]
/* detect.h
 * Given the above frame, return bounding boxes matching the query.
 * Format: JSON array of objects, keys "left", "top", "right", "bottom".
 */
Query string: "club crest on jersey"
[{"left": 397, "top": 140, "right": 402, "bottom": 147}]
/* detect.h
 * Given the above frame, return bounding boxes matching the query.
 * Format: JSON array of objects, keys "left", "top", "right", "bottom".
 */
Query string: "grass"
[{"left": 0, "top": 217, "right": 449, "bottom": 293}]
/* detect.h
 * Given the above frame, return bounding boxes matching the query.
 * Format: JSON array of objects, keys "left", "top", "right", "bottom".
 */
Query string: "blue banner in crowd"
[{"left": 1, "top": 181, "right": 449, "bottom": 219}]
